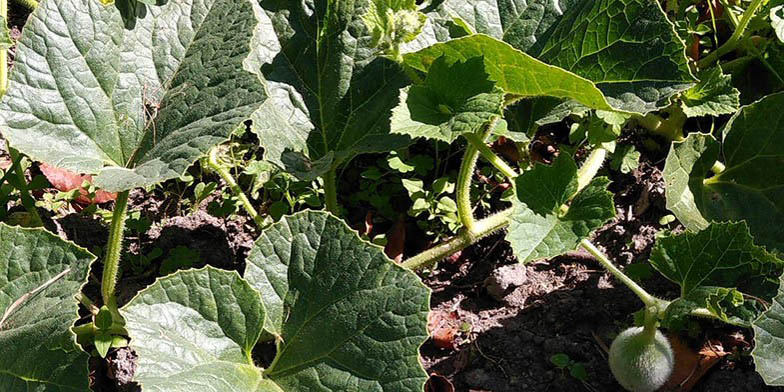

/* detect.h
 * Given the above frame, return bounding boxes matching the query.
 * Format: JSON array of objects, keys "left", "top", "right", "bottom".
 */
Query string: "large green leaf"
[
  {"left": 245, "top": 211, "right": 430, "bottom": 391},
  {"left": 390, "top": 55, "right": 505, "bottom": 142},
  {"left": 662, "top": 286, "right": 763, "bottom": 330},
  {"left": 0, "top": 224, "right": 95, "bottom": 391},
  {"left": 0, "top": 0, "right": 267, "bottom": 192},
  {"left": 417, "top": 0, "right": 695, "bottom": 113},
  {"left": 124, "top": 267, "right": 266, "bottom": 391},
  {"left": 753, "top": 274, "right": 784, "bottom": 386},
  {"left": 403, "top": 34, "right": 615, "bottom": 111},
  {"left": 662, "top": 93, "right": 784, "bottom": 253},
  {"left": 507, "top": 154, "right": 616, "bottom": 262},
  {"left": 126, "top": 212, "right": 431, "bottom": 391},
  {"left": 650, "top": 222, "right": 783, "bottom": 299},
  {"left": 249, "top": 2, "right": 412, "bottom": 180}
]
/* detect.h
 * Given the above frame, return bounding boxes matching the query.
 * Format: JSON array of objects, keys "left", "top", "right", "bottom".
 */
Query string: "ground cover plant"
[{"left": 1, "top": 0, "right": 784, "bottom": 391}]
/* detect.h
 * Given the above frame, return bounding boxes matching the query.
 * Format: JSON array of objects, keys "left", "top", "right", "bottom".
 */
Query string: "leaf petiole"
[{"left": 206, "top": 147, "right": 266, "bottom": 227}]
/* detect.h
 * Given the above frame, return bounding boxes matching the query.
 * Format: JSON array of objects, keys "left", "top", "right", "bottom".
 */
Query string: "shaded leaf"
[
  {"left": 0, "top": 224, "right": 95, "bottom": 391},
  {"left": 662, "top": 286, "right": 763, "bottom": 330},
  {"left": 0, "top": 0, "right": 267, "bottom": 192},
  {"left": 250, "top": 2, "right": 412, "bottom": 180}
]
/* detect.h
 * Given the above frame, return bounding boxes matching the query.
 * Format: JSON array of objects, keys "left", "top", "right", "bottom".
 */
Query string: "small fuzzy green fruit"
[{"left": 609, "top": 327, "right": 675, "bottom": 392}]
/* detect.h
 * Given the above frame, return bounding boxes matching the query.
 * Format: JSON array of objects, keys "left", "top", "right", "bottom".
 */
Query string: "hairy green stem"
[
  {"left": 633, "top": 109, "right": 686, "bottom": 141},
  {"left": 7, "top": 144, "right": 43, "bottom": 226},
  {"left": 641, "top": 306, "right": 659, "bottom": 343},
  {"left": 576, "top": 148, "right": 607, "bottom": 194},
  {"left": 463, "top": 132, "right": 518, "bottom": 179},
  {"left": 456, "top": 137, "right": 481, "bottom": 233},
  {"left": 101, "top": 191, "right": 129, "bottom": 307},
  {"left": 324, "top": 169, "right": 339, "bottom": 215},
  {"left": 207, "top": 148, "right": 265, "bottom": 228},
  {"left": 402, "top": 208, "right": 512, "bottom": 270},
  {"left": 580, "top": 239, "right": 661, "bottom": 308},
  {"left": 697, "top": 0, "right": 765, "bottom": 68}
]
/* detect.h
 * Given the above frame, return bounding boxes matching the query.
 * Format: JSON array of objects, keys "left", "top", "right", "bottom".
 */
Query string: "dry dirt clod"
[{"left": 484, "top": 264, "right": 528, "bottom": 302}]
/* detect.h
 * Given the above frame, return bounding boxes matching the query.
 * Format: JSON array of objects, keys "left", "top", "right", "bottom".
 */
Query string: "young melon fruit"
[{"left": 609, "top": 327, "right": 675, "bottom": 392}]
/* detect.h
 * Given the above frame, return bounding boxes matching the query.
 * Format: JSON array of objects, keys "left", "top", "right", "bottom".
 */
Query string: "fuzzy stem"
[
  {"left": 323, "top": 168, "right": 339, "bottom": 215},
  {"left": 456, "top": 138, "right": 481, "bottom": 233},
  {"left": 641, "top": 306, "right": 659, "bottom": 343},
  {"left": 580, "top": 239, "right": 660, "bottom": 308},
  {"left": 718, "top": 0, "right": 739, "bottom": 27},
  {"left": 576, "top": 148, "right": 607, "bottom": 194},
  {"left": 697, "top": 0, "right": 765, "bottom": 68},
  {"left": 12, "top": 0, "right": 36, "bottom": 10},
  {"left": 101, "top": 190, "right": 129, "bottom": 307},
  {"left": 7, "top": 144, "right": 43, "bottom": 226},
  {"left": 402, "top": 208, "right": 511, "bottom": 270},
  {"left": 463, "top": 133, "right": 518, "bottom": 179},
  {"left": 633, "top": 109, "right": 686, "bottom": 142},
  {"left": 207, "top": 148, "right": 265, "bottom": 228}
]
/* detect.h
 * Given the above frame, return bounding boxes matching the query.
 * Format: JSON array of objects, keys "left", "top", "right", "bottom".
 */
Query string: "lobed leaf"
[
  {"left": 125, "top": 211, "right": 431, "bottom": 392},
  {"left": 390, "top": 56, "right": 504, "bottom": 142},
  {"left": 0, "top": 0, "right": 267, "bottom": 192},
  {"left": 680, "top": 67, "right": 740, "bottom": 117},
  {"left": 507, "top": 154, "right": 616, "bottom": 263},
  {"left": 0, "top": 224, "right": 95, "bottom": 391},
  {"left": 663, "top": 93, "right": 784, "bottom": 254},
  {"left": 650, "top": 222, "right": 783, "bottom": 299},
  {"left": 415, "top": 0, "right": 696, "bottom": 113},
  {"left": 249, "top": 2, "right": 412, "bottom": 180}
]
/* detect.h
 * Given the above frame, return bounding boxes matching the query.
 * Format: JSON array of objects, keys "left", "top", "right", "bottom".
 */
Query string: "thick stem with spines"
[
  {"left": 101, "top": 191, "right": 130, "bottom": 307},
  {"left": 456, "top": 136, "right": 481, "bottom": 233},
  {"left": 402, "top": 208, "right": 511, "bottom": 270},
  {"left": 207, "top": 148, "right": 266, "bottom": 228},
  {"left": 463, "top": 132, "right": 518, "bottom": 179}
]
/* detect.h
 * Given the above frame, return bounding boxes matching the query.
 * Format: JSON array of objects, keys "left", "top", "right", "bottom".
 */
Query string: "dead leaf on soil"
[
  {"left": 662, "top": 335, "right": 727, "bottom": 391},
  {"left": 428, "top": 310, "right": 461, "bottom": 350},
  {"left": 385, "top": 214, "right": 406, "bottom": 263},
  {"left": 39, "top": 163, "right": 117, "bottom": 204}
]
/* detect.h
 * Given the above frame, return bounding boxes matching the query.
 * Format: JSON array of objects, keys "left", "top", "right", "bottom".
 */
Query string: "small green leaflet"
[
  {"left": 363, "top": 0, "right": 427, "bottom": 59},
  {"left": 753, "top": 274, "right": 784, "bottom": 386},
  {"left": 125, "top": 211, "right": 431, "bottom": 392},
  {"left": 507, "top": 154, "right": 616, "bottom": 263},
  {"left": 0, "top": 224, "right": 95, "bottom": 391},
  {"left": 610, "top": 145, "right": 640, "bottom": 174},
  {"left": 680, "top": 66, "right": 740, "bottom": 117},
  {"left": 662, "top": 93, "right": 784, "bottom": 254},
  {"left": 404, "top": 35, "right": 615, "bottom": 112},
  {"left": 0, "top": 0, "right": 267, "bottom": 192},
  {"left": 250, "top": 2, "right": 412, "bottom": 181},
  {"left": 417, "top": 0, "right": 696, "bottom": 113},
  {"left": 390, "top": 56, "right": 504, "bottom": 142},
  {"left": 650, "top": 222, "right": 783, "bottom": 299}
]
